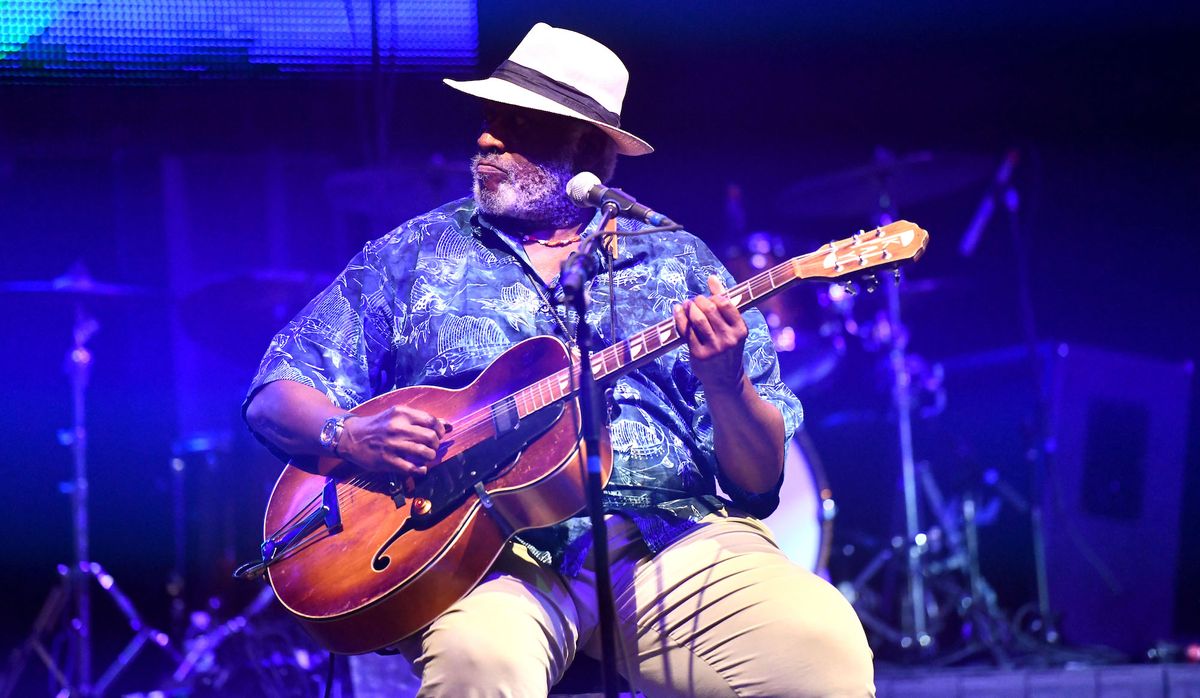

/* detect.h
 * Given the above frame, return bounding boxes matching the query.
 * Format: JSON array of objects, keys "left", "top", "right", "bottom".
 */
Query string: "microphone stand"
[{"left": 560, "top": 201, "right": 621, "bottom": 698}]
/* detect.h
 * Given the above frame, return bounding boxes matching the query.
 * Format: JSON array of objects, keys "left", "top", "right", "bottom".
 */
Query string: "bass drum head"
[{"left": 766, "top": 429, "right": 834, "bottom": 576}]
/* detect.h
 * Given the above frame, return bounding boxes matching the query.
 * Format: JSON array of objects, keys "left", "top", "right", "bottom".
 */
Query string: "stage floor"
[
  {"left": 875, "top": 663, "right": 1200, "bottom": 697},
  {"left": 545, "top": 663, "right": 1200, "bottom": 698}
]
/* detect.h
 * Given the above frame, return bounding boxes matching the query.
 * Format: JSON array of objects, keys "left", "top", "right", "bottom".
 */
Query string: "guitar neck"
[
  {"left": 589, "top": 258, "right": 799, "bottom": 382},
  {"left": 510, "top": 221, "right": 928, "bottom": 418}
]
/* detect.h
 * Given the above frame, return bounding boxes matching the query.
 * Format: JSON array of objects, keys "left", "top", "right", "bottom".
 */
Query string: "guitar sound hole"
[{"left": 372, "top": 554, "right": 390, "bottom": 572}]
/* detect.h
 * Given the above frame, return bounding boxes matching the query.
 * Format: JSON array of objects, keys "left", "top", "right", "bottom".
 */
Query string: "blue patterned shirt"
[{"left": 246, "top": 197, "right": 802, "bottom": 573}]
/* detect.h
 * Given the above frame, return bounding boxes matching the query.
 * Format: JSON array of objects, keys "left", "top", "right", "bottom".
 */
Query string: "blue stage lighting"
[{"left": 0, "top": 0, "right": 478, "bottom": 81}]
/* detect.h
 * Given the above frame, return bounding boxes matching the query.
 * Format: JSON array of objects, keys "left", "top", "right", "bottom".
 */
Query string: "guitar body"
[{"left": 263, "top": 336, "right": 612, "bottom": 654}]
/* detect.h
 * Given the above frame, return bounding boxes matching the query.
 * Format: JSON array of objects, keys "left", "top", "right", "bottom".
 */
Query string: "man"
[{"left": 245, "top": 23, "right": 874, "bottom": 697}]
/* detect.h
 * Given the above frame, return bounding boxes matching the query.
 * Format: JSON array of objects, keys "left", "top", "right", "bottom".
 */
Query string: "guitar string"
[{"left": 268, "top": 232, "right": 901, "bottom": 536}]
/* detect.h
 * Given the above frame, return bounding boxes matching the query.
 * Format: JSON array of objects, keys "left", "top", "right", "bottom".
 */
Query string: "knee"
[
  {"left": 782, "top": 584, "right": 875, "bottom": 695},
  {"left": 417, "top": 620, "right": 547, "bottom": 694}
]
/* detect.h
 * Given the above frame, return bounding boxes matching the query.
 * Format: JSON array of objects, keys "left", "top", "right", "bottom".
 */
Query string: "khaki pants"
[{"left": 382, "top": 511, "right": 874, "bottom": 697}]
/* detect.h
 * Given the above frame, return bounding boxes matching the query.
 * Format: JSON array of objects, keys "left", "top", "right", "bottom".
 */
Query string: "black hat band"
[{"left": 490, "top": 60, "right": 622, "bottom": 129}]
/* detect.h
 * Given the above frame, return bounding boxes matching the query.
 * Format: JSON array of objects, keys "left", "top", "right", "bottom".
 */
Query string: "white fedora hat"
[{"left": 444, "top": 23, "right": 653, "bottom": 156}]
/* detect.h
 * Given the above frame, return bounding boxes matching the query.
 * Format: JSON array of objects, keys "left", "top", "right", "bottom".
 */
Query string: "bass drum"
[{"left": 766, "top": 429, "right": 835, "bottom": 577}]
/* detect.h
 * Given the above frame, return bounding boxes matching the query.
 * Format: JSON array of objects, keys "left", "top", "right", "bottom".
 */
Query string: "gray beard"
[{"left": 471, "top": 152, "right": 584, "bottom": 229}]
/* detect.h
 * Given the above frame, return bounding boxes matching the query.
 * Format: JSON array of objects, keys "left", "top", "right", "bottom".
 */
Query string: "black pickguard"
[{"left": 405, "top": 399, "right": 566, "bottom": 530}]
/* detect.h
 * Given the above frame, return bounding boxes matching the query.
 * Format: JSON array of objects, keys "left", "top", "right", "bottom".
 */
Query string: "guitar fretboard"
[{"left": 508, "top": 220, "right": 927, "bottom": 419}]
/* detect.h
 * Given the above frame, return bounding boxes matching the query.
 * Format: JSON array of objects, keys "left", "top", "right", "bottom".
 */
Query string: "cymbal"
[
  {"left": 0, "top": 262, "right": 151, "bottom": 298},
  {"left": 178, "top": 269, "right": 331, "bottom": 360},
  {"left": 778, "top": 148, "right": 992, "bottom": 219},
  {"left": 326, "top": 156, "right": 471, "bottom": 218}
]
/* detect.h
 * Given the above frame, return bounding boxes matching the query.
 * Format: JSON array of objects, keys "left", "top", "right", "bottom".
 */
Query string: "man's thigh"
[
  {"left": 408, "top": 543, "right": 583, "bottom": 698},
  {"left": 617, "top": 513, "right": 875, "bottom": 698}
]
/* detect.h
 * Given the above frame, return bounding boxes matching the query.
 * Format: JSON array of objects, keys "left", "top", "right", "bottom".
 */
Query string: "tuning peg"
[
  {"left": 863, "top": 274, "right": 879, "bottom": 293},
  {"left": 841, "top": 281, "right": 858, "bottom": 296}
]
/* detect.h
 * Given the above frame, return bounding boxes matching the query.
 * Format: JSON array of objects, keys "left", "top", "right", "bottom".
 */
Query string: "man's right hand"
[
  {"left": 245, "top": 380, "right": 452, "bottom": 482},
  {"left": 338, "top": 405, "right": 452, "bottom": 478}
]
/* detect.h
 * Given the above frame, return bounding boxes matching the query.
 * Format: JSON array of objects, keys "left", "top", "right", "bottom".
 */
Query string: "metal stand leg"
[
  {"left": 1, "top": 563, "right": 178, "bottom": 697},
  {"left": 1, "top": 577, "right": 74, "bottom": 698}
]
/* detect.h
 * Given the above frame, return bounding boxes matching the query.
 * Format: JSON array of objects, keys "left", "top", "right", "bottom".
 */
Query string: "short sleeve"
[{"left": 241, "top": 248, "right": 397, "bottom": 455}]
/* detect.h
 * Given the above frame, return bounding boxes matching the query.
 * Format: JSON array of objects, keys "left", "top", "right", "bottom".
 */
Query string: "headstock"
[{"left": 792, "top": 221, "right": 929, "bottom": 281}]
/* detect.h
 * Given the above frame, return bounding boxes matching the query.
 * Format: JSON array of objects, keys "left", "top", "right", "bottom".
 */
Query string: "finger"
[
  {"left": 687, "top": 299, "right": 717, "bottom": 344},
  {"left": 390, "top": 422, "right": 442, "bottom": 449},
  {"left": 698, "top": 294, "right": 747, "bottom": 343},
  {"left": 397, "top": 406, "right": 442, "bottom": 429},
  {"left": 707, "top": 287, "right": 744, "bottom": 328},
  {"left": 391, "top": 439, "right": 438, "bottom": 463},
  {"left": 384, "top": 452, "right": 427, "bottom": 477},
  {"left": 706, "top": 274, "right": 726, "bottom": 297},
  {"left": 672, "top": 301, "right": 688, "bottom": 337},
  {"left": 694, "top": 295, "right": 732, "bottom": 334},
  {"left": 401, "top": 408, "right": 453, "bottom": 437}
]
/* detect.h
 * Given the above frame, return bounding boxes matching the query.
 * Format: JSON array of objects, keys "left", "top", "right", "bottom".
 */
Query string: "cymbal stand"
[
  {"left": 63, "top": 301, "right": 98, "bottom": 693},
  {"left": 884, "top": 269, "right": 933, "bottom": 653},
  {"left": 2, "top": 295, "right": 174, "bottom": 697},
  {"left": 3, "top": 301, "right": 96, "bottom": 696}
]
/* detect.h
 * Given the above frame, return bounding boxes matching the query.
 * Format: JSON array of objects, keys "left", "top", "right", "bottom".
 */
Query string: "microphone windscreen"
[{"left": 566, "top": 171, "right": 602, "bottom": 207}]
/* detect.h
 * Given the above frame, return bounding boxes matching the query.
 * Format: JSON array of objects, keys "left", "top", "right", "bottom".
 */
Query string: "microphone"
[
  {"left": 566, "top": 172, "right": 675, "bottom": 227},
  {"left": 959, "top": 149, "right": 1020, "bottom": 257}
]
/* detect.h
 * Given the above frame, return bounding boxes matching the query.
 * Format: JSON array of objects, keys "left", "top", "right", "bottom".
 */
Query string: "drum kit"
[{"left": 734, "top": 147, "right": 1047, "bottom": 663}]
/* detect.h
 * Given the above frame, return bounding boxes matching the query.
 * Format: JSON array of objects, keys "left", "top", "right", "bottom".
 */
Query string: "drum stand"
[{"left": 1, "top": 299, "right": 175, "bottom": 697}]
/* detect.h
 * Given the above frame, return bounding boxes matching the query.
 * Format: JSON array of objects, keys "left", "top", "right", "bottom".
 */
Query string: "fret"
[
  {"left": 727, "top": 284, "right": 746, "bottom": 306},
  {"left": 516, "top": 386, "right": 531, "bottom": 418},
  {"left": 628, "top": 332, "right": 647, "bottom": 360},
  {"left": 597, "top": 346, "right": 618, "bottom": 379},
  {"left": 657, "top": 321, "right": 674, "bottom": 346}
]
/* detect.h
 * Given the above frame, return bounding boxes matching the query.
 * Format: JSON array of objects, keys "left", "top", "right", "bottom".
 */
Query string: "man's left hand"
[{"left": 673, "top": 275, "right": 748, "bottom": 395}]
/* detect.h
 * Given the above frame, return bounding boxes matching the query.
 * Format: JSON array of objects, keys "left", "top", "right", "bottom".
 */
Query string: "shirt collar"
[{"left": 470, "top": 201, "right": 606, "bottom": 260}]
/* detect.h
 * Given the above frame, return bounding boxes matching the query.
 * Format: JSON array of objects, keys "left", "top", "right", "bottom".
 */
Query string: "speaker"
[{"left": 1043, "top": 343, "right": 1192, "bottom": 656}]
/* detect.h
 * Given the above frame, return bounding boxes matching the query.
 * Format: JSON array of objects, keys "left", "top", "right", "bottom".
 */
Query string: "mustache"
[{"left": 471, "top": 153, "right": 505, "bottom": 171}]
